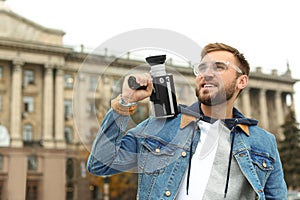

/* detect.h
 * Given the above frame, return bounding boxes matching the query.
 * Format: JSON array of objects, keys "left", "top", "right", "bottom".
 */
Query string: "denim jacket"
[{"left": 87, "top": 102, "right": 287, "bottom": 200}]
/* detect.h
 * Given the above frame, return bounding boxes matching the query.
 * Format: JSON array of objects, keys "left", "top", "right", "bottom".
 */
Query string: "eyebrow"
[{"left": 214, "top": 61, "right": 227, "bottom": 65}]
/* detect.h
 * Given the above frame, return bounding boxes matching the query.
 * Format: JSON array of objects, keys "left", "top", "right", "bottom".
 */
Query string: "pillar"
[
  {"left": 7, "top": 152, "right": 27, "bottom": 199},
  {"left": 241, "top": 88, "right": 251, "bottom": 118},
  {"left": 10, "top": 59, "right": 24, "bottom": 147},
  {"left": 290, "top": 93, "right": 295, "bottom": 111},
  {"left": 42, "top": 152, "right": 66, "bottom": 200},
  {"left": 275, "top": 91, "right": 284, "bottom": 127},
  {"left": 55, "top": 68, "right": 65, "bottom": 148},
  {"left": 43, "top": 64, "right": 54, "bottom": 148},
  {"left": 259, "top": 89, "right": 269, "bottom": 129}
]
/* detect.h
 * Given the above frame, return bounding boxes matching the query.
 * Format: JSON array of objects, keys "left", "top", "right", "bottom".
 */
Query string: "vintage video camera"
[{"left": 128, "top": 55, "right": 178, "bottom": 118}]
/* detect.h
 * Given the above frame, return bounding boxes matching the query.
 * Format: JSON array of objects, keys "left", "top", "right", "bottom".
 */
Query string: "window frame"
[
  {"left": 23, "top": 96, "right": 34, "bottom": 113},
  {"left": 23, "top": 69, "right": 35, "bottom": 86},
  {"left": 64, "top": 126, "right": 73, "bottom": 144},
  {"left": 23, "top": 124, "right": 33, "bottom": 142},
  {"left": 27, "top": 155, "right": 38, "bottom": 171},
  {"left": 64, "top": 100, "right": 73, "bottom": 119},
  {"left": 64, "top": 74, "right": 74, "bottom": 89}
]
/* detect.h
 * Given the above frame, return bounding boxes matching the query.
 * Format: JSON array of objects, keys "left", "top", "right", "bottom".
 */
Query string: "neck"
[{"left": 201, "top": 101, "right": 234, "bottom": 119}]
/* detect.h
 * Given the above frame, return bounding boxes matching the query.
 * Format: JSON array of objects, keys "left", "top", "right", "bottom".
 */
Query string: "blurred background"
[{"left": 0, "top": 0, "right": 300, "bottom": 199}]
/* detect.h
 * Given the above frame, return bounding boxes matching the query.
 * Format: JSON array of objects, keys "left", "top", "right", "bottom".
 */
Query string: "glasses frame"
[{"left": 193, "top": 60, "right": 243, "bottom": 76}]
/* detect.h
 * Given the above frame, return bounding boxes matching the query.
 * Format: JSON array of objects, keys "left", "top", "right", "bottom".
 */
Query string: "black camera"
[{"left": 128, "top": 55, "right": 178, "bottom": 118}]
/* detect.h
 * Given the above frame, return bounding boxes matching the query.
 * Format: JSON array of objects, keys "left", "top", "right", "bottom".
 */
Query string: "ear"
[{"left": 237, "top": 75, "right": 248, "bottom": 90}]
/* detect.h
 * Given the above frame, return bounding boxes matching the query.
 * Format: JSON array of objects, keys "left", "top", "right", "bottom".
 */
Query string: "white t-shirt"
[{"left": 176, "top": 120, "right": 228, "bottom": 199}]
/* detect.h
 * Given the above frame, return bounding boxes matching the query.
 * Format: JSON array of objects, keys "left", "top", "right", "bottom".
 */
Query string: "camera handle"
[{"left": 127, "top": 76, "right": 147, "bottom": 90}]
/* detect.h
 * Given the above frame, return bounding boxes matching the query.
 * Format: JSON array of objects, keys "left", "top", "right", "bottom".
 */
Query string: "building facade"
[{"left": 0, "top": 1, "right": 298, "bottom": 200}]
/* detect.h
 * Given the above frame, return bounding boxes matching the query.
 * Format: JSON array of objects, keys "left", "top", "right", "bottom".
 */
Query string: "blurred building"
[
  {"left": 236, "top": 66, "right": 297, "bottom": 137},
  {"left": 0, "top": 1, "right": 298, "bottom": 199}
]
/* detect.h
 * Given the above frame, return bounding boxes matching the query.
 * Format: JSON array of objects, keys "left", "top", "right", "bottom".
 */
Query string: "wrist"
[
  {"left": 111, "top": 95, "right": 137, "bottom": 116},
  {"left": 120, "top": 95, "right": 137, "bottom": 107}
]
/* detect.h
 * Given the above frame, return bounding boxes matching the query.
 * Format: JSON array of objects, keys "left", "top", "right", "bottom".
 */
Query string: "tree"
[
  {"left": 84, "top": 148, "right": 138, "bottom": 200},
  {"left": 278, "top": 108, "right": 300, "bottom": 190},
  {"left": 109, "top": 172, "right": 138, "bottom": 200}
]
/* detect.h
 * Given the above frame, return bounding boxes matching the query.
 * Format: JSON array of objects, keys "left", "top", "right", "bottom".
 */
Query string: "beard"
[{"left": 195, "top": 79, "right": 237, "bottom": 106}]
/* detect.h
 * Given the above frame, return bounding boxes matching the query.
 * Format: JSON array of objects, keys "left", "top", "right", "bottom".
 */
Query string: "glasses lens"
[
  {"left": 198, "top": 63, "right": 208, "bottom": 74},
  {"left": 193, "top": 61, "right": 242, "bottom": 76},
  {"left": 194, "top": 62, "right": 227, "bottom": 76},
  {"left": 214, "top": 62, "right": 227, "bottom": 73}
]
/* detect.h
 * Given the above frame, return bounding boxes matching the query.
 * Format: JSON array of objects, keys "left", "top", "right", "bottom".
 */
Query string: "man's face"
[{"left": 195, "top": 50, "right": 241, "bottom": 106}]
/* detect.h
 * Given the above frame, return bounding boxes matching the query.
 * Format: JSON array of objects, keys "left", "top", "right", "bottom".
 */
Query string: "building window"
[
  {"left": 64, "top": 126, "right": 73, "bottom": 144},
  {"left": 89, "top": 76, "right": 98, "bottom": 91},
  {"left": 66, "top": 158, "right": 74, "bottom": 180},
  {"left": 66, "top": 158, "right": 74, "bottom": 200},
  {"left": 87, "top": 101, "right": 97, "bottom": 115},
  {"left": 26, "top": 180, "right": 39, "bottom": 200},
  {"left": 27, "top": 155, "right": 38, "bottom": 171},
  {"left": 23, "top": 69, "right": 35, "bottom": 86},
  {"left": 24, "top": 96, "right": 34, "bottom": 112},
  {"left": 66, "top": 183, "right": 74, "bottom": 200},
  {"left": 64, "top": 100, "right": 73, "bottom": 119},
  {"left": 23, "top": 124, "right": 33, "bottom": 142},
  {"left": 64, "top": 74, "right": 74, "bottom": 89}
]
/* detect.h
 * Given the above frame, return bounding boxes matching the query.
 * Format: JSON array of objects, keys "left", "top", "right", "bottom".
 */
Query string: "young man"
[{"left": 87, "top": 43, "right": 287, "bottom": 199}]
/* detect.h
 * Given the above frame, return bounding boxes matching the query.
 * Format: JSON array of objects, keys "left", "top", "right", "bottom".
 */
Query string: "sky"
[{"left": 4, "top": 0, "right": 300, "bottom": 121}]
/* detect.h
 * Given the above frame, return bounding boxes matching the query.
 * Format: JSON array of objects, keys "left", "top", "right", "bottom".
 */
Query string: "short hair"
[{"left": 201, "top": 43, "right": 250, "bottom": 76}]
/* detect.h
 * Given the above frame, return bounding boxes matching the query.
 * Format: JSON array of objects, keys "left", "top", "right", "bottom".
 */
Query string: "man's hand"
[{"left": 122, "top": 73, "right": 153, "bottom": 103}]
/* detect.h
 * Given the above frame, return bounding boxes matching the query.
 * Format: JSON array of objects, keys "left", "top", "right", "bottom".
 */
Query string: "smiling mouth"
[{"left": 202, "top": 83, "right": 217, "bottom": 88}]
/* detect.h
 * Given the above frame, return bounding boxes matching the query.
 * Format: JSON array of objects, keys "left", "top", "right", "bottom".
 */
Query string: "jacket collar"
[{"left": 179, "top": 102, "right": 258, "bottom": 136}]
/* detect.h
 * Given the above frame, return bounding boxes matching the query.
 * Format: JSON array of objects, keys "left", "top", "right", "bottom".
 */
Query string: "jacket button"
[
  {"left": 155, "top": 148, "right": 160, "bottom": 153},
  {"left": 262, "top": 160, "right": 267, "bottom": 168},
  {"left": 165, "top": 191, "right": 171, "bottom": 197},
  {"left": 181, "top": 151, "right": 187, "bottom": 157}
]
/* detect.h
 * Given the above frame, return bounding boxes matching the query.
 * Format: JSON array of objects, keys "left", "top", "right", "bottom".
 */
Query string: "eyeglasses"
[{"left": 193, "top": 60, "right": 243, "bottom": 76}]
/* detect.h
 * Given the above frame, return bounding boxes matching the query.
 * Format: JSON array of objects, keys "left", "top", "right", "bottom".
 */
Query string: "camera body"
[{"left": 147, "top": 55, "right": 178, "bottom": 118}]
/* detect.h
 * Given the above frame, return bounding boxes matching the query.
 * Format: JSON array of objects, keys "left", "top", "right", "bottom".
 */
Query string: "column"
[
  {"left": 275, "top": 91, "right": 284, "bottom": 127},
  {"left": 259, "top": 89, "right": 269, "bottom": 129},
  {"left": 10, "top": 59, "right": 24, "bottom": 147},
  {"left": 290, "top": 93, "right": 295, "bottom": 111},
  {"left": 42, "top": 152, "right": 66, "bottom": 200},
  {"left": 7, "top": 152, "right": 27, "bottom": 199},
  {"left": 55, "top": 68, "right": 65, "bottom": 148},
  {"left": 43, "top": 64, "right": 54, "bottom": 148},
  {"left": 241, "top": 88, "right": 251, "bottom": 118}
]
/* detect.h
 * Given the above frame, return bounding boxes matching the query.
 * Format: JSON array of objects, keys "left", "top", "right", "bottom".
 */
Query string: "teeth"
[{"left": 204, "top": 84, "right": 215, "bottom": 88}]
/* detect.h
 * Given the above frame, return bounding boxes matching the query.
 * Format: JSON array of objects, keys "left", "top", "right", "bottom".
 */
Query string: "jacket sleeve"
[
  {"left": 264, "top": 135, "right": 288, "bottom": 200},
  {"left": 86, "top": 108, "right": 148, "bottom": 176}
]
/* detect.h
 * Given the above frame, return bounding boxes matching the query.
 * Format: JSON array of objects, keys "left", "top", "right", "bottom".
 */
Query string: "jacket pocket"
[
  {"left": 138, "top": 138, "right": 176, "bottom": 174},
  {"left": 250, "top": 150, "right": 275, "bottom": 186}
]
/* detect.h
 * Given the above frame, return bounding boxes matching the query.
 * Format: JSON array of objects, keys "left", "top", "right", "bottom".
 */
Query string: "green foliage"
[
  {"left": 278, "top": 109, "right": 300, "bottom": 189},
  {"left": 109, "top": 172, "right": 138, "bottom": 200}
]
